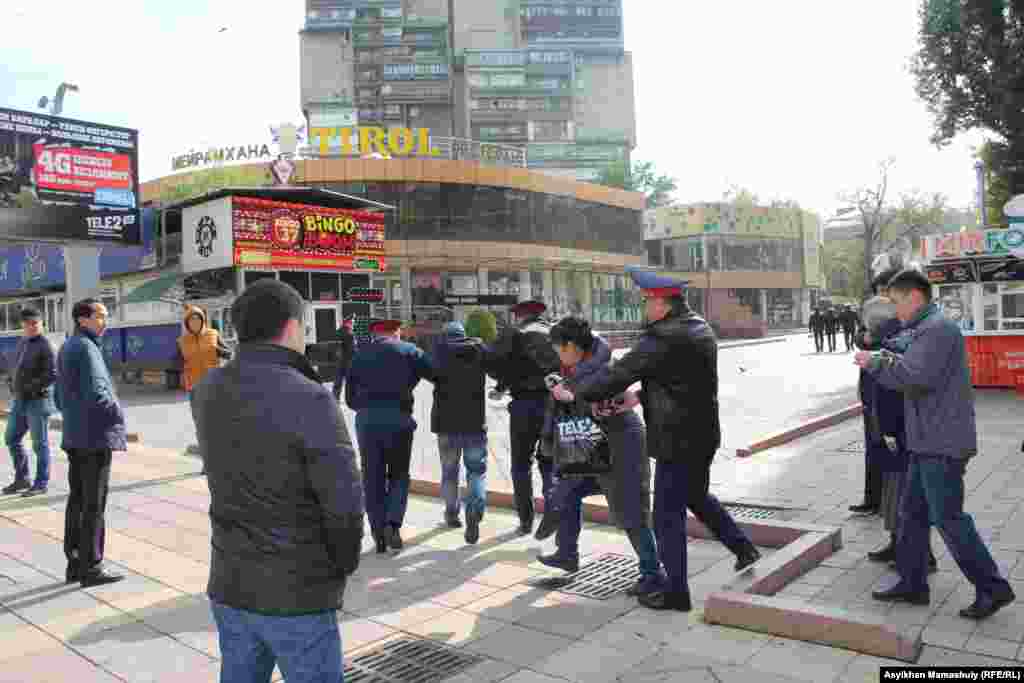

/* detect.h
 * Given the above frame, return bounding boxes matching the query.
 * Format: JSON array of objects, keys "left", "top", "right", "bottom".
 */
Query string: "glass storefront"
[{"left": 659, "top": 235, "right": 800, "bottom": 272}]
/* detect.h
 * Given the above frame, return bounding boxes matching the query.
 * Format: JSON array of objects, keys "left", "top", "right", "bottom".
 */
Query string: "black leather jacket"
[
  {"left": 486, "top": 316, "right": 560, "bottom": 400},
  {"left": 191, "top": 344, "right": 364, "bottom": 615},
  {"left": 10, "top": 335, "right": 57, "bottom": 401},
  {"left": 578, "top": 309, "right": 720, "bottom": 463}
]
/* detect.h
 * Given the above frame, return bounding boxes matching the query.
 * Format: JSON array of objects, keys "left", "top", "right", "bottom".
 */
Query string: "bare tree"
[
  {"left": 838, "top": 159, "right": 897, "bottom": 299},
  {"left": 887, "top": 190, "right": 948, "bottom": 249}
]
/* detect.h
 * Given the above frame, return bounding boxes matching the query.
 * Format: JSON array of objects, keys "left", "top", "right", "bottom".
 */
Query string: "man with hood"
[
  {"left": 430, "top": 321, "right": 491, "bottom": 544},
  {"left": 577, "top": 268, "right": 761, "bottom": 612},
  {"left": 175, "top": 305, "right": 232, "bottom": 394},
  {"left": 485, "top": 300, "right": 561, "bottom": 536}
]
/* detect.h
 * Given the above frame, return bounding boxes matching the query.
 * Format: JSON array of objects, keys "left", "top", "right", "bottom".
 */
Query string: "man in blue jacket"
[
  {"left": 346, "top": 319, "right": 434, "bottom": 554},
  {"left": 859, "top": 268, "right": 1015, "bottom": 620},
  {"left": 56, "top": 298, "right": 126, "bottom": 588}
]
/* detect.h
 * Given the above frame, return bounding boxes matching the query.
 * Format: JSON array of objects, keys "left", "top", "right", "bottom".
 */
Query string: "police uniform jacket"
[
  {"left": 486, "top": 316, "right": 560, "bottom": 400},
  {"left": 577, "top": 307, "right": 720, "bottom": 464},
  {"left": 345, "top": 337, "right": 434, "bottom": 425}
]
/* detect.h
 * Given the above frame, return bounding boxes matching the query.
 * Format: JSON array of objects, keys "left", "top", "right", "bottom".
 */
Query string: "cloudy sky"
[{"left": 2, "top": 0, "right": 987, "bottom": 217}]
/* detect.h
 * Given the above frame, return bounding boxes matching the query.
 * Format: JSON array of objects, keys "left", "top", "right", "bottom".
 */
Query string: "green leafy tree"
[
  {"left": 976, "top": 140, "right": 1013, "bottom": 227},
  {"left": 596, "top": 160, "right": 678, "bottom": 208},
  {"left": 464, "top": 309, "right": 498, "bottom": 343},
  {"left": 912, "top": 0, "right": 1024, "bottom": 198}
]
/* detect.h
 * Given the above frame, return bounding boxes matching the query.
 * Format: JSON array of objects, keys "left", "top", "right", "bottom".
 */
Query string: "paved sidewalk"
[{"left": 2, "top": 390, "right": 1019, "bottom": 681}]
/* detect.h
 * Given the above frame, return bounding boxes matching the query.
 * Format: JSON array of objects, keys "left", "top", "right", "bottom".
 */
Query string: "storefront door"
[{"left": 313, "top": 304, "right": 338, "bottom": 343}]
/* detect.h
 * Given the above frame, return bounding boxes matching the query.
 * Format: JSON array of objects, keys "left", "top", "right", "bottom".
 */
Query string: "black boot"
[
  {"left": 734, "top": 545, "right": 762, "bottom": 572},
  {"left": 388, "top": 526, "right": 403, "bottom": 552},
  {"left": 537, "top": 552, "right": 579, "bottom": 574},
  {"left": 375, "top": 532, "right": 388, "bottom": 554},
  {"left": 868, "top": 537, "right": 896, "bottom": 563},
  {"left": 638, "top": 589, "right": 692, "bottom": 612},
  {"left": 535, "top": 510, "right": 560, "bottom": 541}
]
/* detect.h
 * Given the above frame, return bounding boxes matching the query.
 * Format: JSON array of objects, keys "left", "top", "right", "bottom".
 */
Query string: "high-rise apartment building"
[{"left": 300, "top": 0, "right": 636, "bottom": 181}]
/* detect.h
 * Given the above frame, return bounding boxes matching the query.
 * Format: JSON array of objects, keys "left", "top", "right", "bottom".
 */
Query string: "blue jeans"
[
  {"left": 654, "top": 460, "right": 751, "bottom": 595},
  {"left": 210, "top": 601, "right": 343, "bottom": 683},
  {"left": 355, "top": 412, "right": 414, "bottom": 536},
  {"left": 897, "top": 454, "right": 1012, "bottom": 597},
  {"left": 437, "top": 432, "right": 487, "bottom": 519},
  {"left": 553, "top": 476, "right": 661, "bottom": 579},
  {"left": 6, "top": 397, "right": 54, "bottom": 487}
]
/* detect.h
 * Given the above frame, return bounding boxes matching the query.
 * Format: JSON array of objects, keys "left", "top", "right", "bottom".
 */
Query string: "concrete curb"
[
  {"left": 719, "top": 336, "right": 791, "bottom": 350},
  {"left": 735, "top": 404, "right": 863, "bottom": 458},
  {"left": 0, "top": 408, "right": 142, "bottom": 444}
]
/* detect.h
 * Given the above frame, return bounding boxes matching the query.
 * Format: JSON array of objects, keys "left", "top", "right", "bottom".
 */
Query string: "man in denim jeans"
[
  {"left": 430, "top": 322, "right": 491, "bottom": 544},
  {"left": 859, "top": 268, "right": 1015, "bottom": 620},
  {"left": 3, "top": 307, "right": 56, "bottom": 497}
]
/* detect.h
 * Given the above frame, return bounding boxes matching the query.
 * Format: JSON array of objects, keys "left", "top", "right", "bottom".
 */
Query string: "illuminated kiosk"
[{"left": 920, "top": 226, "right": 1024, "bottom": 388}]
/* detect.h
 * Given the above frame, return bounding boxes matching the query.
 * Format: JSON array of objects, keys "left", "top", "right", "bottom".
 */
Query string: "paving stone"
[
  {"left": 464, "top": 623, "right": 576, "bottom": 667},
  {"left": 746, "top": 637, "right": 858, "bottom": 682},
  {"left": 133, "top": 593, "right": 219, "bottom": 657},
  {"left": 836, "top": 654, "right": 912, "bottom": 683},
  {"left": 405, "top": 607, "right": 505, "bottom": 646},
  {"left": 918, "top": 645, "right": 1018, "bottom": 667},
  {"left": 713, "top": 664, "right": 809, "bottom": 683},
  {"left": 357, "top": 594, "right": 453, "bottom": 629},
  {"left": 963, "top": 632, "right": 1021, "bottom": 660},
  {"left": 0, "top": 645, "right": 124, "bottom": 683},
  {"left": 69, "top": 619, "right": 217, "bottom": 683},
  {"left": 536, "top": 638, "right": 677, "bottom": 683},
  {"left": 338, "top": 616, "right": 397, "bottom": 651},
  {"left": 405, "top": 578, "right": 504, "bottom": 608},
  {"left": 660, "top": 622, "right": 773, "bottom": 666},
  {"left": 442, "top": 657, "right": 521, "bottom": 683},
  {"left": 460, "top": 584, "right": 550, "bottom": 624},
  {"left": 499, "top": 671, "right": 571, "bottom": 683}
]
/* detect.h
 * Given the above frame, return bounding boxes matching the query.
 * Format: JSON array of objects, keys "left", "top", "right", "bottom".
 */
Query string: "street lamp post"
[{"left": 37, "top": 83, "right": 79, "bottom": 117}]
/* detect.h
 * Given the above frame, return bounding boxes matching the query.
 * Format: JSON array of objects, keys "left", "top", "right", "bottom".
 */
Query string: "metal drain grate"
[
  {"left": 722, "top": 503, "right": 779, "bottom": 520},
  {"left": 836, "top": 440, "right": 865, "bottom": 454},
  {"left": 531, "top": 553, "right": 640, "bottom": 600},
  {"left": 344, "top": 636, "right": 483, "bottom": 683}
]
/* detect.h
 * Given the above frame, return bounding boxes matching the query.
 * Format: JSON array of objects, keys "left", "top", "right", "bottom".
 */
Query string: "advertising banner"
[
  {"left": 0, "top": 107, "right": 140, "bottom": 244},
  {"left": 232, "top": 196, "right": 386, "bottom": 273},
  {"left": 926, "top": 261, "right": 977, "bottom": 284}
]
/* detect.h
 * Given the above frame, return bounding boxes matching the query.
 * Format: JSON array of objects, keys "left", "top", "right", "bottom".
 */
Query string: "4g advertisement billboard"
[{"left": 0, "top": 107, "right": 141, "bottom": 245}]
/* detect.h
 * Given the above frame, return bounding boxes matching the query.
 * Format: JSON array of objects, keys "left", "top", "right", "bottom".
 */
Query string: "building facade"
[
  {"left": 643, "top": 202, "right": 824, "bottom": 333},
  {"left": 300, "top": 0, "right": 635, "bottom": 181}
]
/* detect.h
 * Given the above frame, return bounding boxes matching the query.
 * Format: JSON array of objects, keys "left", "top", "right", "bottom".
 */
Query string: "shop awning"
[{"left": 120, "top": 272, "right": 187, "bottom": 305}]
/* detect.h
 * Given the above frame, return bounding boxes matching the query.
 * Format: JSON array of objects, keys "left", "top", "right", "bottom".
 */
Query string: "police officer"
[
  {"left": 841, "top": 305, "right": 858, "bottom": 352},
  {"left": 486, "top": 300, "right": 561, "bottom": 535},
  {"left": 809, "top": 307, "right": 826, "bottom": 353},
  {"left": 825, "top": 307, "right": 840, "bottom": 352},
  {"left": 578, "top": 268, "right": 761, "bottom": 611},
  {"left": 345, "top": 319, "right": 434, "bottom": 553}
]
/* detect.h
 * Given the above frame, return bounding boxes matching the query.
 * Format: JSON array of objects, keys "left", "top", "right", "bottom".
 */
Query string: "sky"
[{"left": 1, "top": 0, "right": 988, "bottom": 219}]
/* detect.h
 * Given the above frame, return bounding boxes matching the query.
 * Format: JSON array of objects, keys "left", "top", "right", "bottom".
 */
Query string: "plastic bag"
[{"left": 551, "top": 401, "right": 612, "bottom": 477}]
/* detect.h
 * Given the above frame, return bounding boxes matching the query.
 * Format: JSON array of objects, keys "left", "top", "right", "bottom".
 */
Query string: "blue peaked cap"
[{"left": 625, "top": 266, "right": 690, "bottom": 294}]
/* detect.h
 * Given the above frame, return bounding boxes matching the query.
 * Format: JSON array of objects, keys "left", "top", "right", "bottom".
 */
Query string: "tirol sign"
[
  {"left": 922, "top": 227, "right": 1024, "bottom": 261},
  {"left": 232, "top": 196, "right": 386, "bottom": 273},
  {"left": 310, "top": 126, "right": 440, "bottom": 157}
]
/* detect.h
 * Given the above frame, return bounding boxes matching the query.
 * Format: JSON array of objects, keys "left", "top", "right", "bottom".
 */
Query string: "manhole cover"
[
  {"left": 345, "top": 636, "right": 483, "bottom": 682},
  {"left": 836, "top": 440, "right": 865, "bottom": 454},
  {"left": 530, "top": 553, "right": 639, "bottom": 600},
  {"left": 722, "top": 504, "right": 779, "bottom": 520}
]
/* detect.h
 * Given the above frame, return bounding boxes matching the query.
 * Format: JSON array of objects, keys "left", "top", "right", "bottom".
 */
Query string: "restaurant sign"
[
  {"left": 922, "top": 227, "right": 1024, "bottom": 261},
  {"left": 925, "top": 262, "right": 976, "bottom": 285},
  {"left": 232, "top": 196, "right": 386, "bottom": 273}
]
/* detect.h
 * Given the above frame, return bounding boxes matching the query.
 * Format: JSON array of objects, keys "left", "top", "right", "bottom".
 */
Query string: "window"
[
  {"left": 532, "top": 121, "right": 570, "bottom": 141},
  {"left": 528, "top": 77, "right": 565, "bottom": 90},
  {"left": 597, "top": 6, "right": 621, "bottom": 17},
  {"left": 381, "top": 7, "right": 403, "bottom": 19},
  {"left": 382, "top": 27, "right": 402, "bottom": 39},
  {"left": 445, "top": 273, "right": 478, "bottom": 295},
  {"left": 384, "top": 104, "right": 402, "bottom": 116},
  {"left": 490, "top": 72, "right": 526, "bottom": 87},
  {"left": 663, "top": 244, "right": 675, "bottom": 268},
  {"left": 576, "top": 6, "right": 593, "bottom": 16}
]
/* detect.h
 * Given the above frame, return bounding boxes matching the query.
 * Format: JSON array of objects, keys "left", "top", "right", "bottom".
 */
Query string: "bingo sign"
[
  {"left": 232, "top": 196, "right": 386, "bottom": 272},
  {"left": 0, "top": 107, "right": 140, "bottom": 245}
]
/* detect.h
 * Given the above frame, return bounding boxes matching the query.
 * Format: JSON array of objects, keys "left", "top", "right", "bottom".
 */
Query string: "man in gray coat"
[
  {"left": 191, "top": 279, "right": 364, "bottom": 681},
  {"left": 858, "top": 268, "right": 1014, "bottom": 620}
]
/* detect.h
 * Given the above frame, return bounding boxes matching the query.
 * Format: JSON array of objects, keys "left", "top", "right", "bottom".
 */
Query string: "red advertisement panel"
[
  {"left": 32, "top": 144, "right": 133, "bottom": 196},
  {"left": 232, "top": 196, "right": 386, "bottom": 273}
]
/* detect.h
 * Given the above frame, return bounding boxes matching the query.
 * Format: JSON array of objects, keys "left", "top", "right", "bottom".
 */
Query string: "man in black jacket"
[
  {"left": 578, "top": 268, "right": 761, "bottom": 612},
  {"left": 431, "top": 321, "right": 491, "bottom": 544},
  {"left": 809, "top": 307, "right": 825, "bottom": 353},
  {"left": 486, "top": 300, "right": 561, "bottom": 535},
  {"left": 332, "top": 316, "right": 356, "bottom": 401},
  {"left": 825, "top": 307, "right": 840, "bottom": 352},
  {"left": 841, "top": 305, "right": 859, "bottom": 352},
  {"left": 3, "top": 307, "right": 56, "bottom": 496},
  {"left": 191, "top": 280, "right": 363, "bottom": 682}
]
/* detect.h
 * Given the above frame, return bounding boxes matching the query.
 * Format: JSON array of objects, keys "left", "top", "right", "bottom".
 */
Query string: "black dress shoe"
[
  {"left": 388, "top": 526, "right": 403, "bottom": 552},
  {"left": 534, "top": 511, "right": 560, "bottom": 541},
  {"left": 626, "top": 575, "right": 666, "bottom": 597},
  {"left": 868, "top": 543, "right": 896, "bottom": 563},
  {"left": 375, "top": 534, "right": 388, "bottom": 554},
  {"left": 21, "top": 485, "right": 47, "bottom": 498},
  {"left": 517, "top": 521, "right": 533, "bottom": 536},
  {"left": 871, "top": 584, "right": 930, "bottom": 605},
  {"left": 638, "top": 590, "right": 692, "bottom": 612},
  {"left": 848, "top": 502, "right": 879, "bottom": 514},
  {"left": 735, "top": 546, "right": 762, "bottom": 572},
  {"left": 2, "top": 480, "right": 30, "bottom": 495},
  {"left": 537, "top": 552, "right": 579, "bottom": 574},
  {"left": 444, "top": 514, "right": 462, "bottom": 529},
  {"left": 80, "top": 570, "right": 124, "bottom": 588},
  {"left": 65, "top": 564, "right": 80, "bottom": 584},
  {"left": 960, "top": 587, "right": 1016, "bottom": 620}
]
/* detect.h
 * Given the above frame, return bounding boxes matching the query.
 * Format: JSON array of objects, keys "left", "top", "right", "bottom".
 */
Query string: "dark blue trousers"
[
  {"left": 653, "top": 460, "right": 751, "bottom": 595},
  {"left": 508, "top": 397, "right": 554, "bottom": 526},
  {"left": 356, "top": 412, "right": 415, "bottom": 537},
  {"left": 897, "top": 454, "right": 1011, "bottom": 598}
]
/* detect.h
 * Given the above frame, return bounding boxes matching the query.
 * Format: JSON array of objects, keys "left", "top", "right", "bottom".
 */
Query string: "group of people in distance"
[{"left": 809, "top": 304, "right": 859, "bottom": 353}]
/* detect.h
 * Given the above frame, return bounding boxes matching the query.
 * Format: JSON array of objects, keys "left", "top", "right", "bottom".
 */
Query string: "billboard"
[
  {"left": 232, "top": 197, "right": 386, "bottom": 272},
  {"left": 0, "top": 107, "right": 140, "bottom": 244}
]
